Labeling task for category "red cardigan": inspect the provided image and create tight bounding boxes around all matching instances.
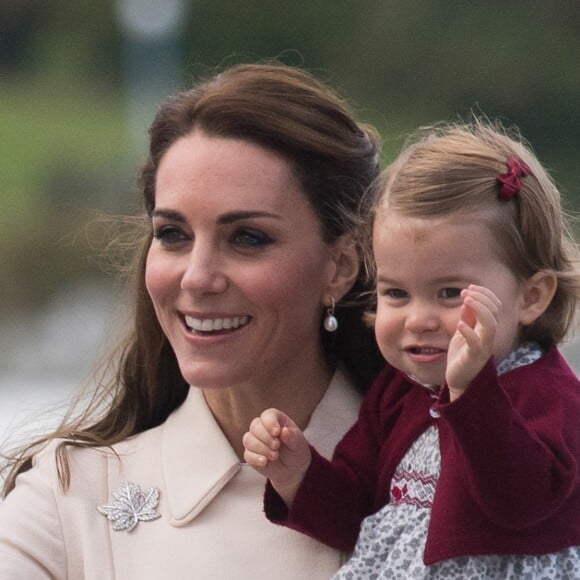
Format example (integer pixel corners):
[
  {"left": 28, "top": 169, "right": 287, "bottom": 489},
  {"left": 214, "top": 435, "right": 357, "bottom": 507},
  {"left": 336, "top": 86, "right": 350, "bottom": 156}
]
[{"left": 265, "top": 347, "right": 580, "bottom": 564}]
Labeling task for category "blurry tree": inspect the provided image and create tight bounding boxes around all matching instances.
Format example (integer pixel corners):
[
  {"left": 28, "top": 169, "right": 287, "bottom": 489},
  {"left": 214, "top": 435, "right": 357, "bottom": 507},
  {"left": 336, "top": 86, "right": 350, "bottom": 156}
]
[
  {"left": 0, "top": 0, "right": 44, "bottom": 70},
  {"left": 0, "top": 0, "right": 125, "bottom": 316},
  {"left": 329, "top": 1, "right": 580, "bottom": 190},
  {"left": 1, "top": 0, "right": 120, "bottom": 84}
]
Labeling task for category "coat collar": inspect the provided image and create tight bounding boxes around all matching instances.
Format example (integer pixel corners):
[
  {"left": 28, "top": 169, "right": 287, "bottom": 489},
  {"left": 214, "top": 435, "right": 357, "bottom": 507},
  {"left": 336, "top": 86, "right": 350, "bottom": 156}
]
[
  {"left": 161, "top": 368, "right": 360, "bottom": 527},
  {"left": 162, "top": 387, "right": 240, "bottom": 526}
]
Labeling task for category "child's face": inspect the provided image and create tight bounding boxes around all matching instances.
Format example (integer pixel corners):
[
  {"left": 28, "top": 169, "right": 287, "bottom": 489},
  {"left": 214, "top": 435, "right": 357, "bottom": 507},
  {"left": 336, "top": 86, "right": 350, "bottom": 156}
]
[{"left": 373, "top": 210, "right": 527, "bottom": 386}]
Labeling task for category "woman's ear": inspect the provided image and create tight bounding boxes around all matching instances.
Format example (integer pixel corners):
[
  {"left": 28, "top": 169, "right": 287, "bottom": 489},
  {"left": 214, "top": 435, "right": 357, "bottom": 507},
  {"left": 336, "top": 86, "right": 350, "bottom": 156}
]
[
  {"left": 519, "top": 270, "right": 558, "bottom": 327},
  {"left": 324, "top": 233, "right": 360, "bottom": 302}
]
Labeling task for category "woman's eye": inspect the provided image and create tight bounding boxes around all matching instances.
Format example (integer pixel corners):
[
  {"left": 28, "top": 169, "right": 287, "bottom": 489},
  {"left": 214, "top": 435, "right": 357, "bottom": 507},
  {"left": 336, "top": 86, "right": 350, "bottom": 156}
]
[
  {"left": 231, "top": 228, "right": 273, "bottom": 248},
  {"left": 153, "top": 226, "right": 189, "bottom": 245},
  {"left": 440, "top": 287, "right": 462, "bottom": 299}
]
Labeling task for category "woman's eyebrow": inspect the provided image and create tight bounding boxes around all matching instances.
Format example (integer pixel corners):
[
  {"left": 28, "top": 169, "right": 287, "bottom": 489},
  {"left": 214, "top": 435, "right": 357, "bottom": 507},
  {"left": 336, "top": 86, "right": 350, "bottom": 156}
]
[
  {"left": 217, "top": 211, "right": 281, "bottom": 224},
  {"left": 150, "top": 209, "right": 185, "bottom": 222},
  {"left": 150, "top": 209, "right": 282, "bottom": 224}
]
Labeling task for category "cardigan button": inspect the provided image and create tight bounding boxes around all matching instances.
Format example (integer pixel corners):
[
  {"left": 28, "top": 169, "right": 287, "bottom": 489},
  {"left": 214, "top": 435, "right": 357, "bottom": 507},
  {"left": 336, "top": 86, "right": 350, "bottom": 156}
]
[{"left": 429, "top": 406, "right": 441, "bottom": 419}]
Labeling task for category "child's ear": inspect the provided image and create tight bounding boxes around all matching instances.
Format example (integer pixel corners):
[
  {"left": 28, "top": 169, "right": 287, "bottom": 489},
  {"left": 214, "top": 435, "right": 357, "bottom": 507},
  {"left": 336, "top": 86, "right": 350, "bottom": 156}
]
[{"left": 519, "top": 270, "right": 558, "bottom": 326}]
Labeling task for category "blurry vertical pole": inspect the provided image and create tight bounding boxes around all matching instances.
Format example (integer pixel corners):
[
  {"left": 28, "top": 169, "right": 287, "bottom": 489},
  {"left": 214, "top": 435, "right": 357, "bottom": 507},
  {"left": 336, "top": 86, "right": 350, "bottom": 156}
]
[{"left": 115, "top": 0, "right": 189, "bottom": 176}]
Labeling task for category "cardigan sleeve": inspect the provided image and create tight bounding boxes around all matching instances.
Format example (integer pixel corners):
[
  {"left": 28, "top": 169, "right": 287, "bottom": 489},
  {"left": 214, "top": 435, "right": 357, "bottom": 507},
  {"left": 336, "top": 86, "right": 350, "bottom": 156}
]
[
  {"left": 0, "top": 444, "right": 67, "bottom": 579},
  {"left": 434, "top": 348, "right": 580, "bottom": 530},
  {"left": 264, "top": 365, "right": 396, "bottom": 551}
]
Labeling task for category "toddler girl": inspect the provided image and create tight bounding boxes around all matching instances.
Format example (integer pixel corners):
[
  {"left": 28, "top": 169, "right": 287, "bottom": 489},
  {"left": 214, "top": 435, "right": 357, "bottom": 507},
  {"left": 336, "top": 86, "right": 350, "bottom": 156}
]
[{"left": 243, "top": 119, "right": 580, "bottom": 578}]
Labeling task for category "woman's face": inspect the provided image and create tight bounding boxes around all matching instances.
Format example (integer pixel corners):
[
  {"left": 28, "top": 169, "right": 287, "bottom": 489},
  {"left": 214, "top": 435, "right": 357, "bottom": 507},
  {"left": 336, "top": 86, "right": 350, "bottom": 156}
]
[{"left": 146, "top": 131, "right": 341, "bottom": 390}]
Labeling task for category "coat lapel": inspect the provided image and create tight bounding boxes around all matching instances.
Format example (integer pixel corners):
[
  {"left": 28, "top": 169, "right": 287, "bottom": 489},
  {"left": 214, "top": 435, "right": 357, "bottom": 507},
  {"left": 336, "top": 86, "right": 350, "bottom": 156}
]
[{"left": 161, "top": 387, "right": 240, "bottom": 526}]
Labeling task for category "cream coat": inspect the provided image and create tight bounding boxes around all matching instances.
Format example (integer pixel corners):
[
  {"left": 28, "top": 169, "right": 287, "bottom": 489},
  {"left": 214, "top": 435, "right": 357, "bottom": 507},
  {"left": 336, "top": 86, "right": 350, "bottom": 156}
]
[{"left": 0, "top": 369, "right": 361, "bottom": 579}]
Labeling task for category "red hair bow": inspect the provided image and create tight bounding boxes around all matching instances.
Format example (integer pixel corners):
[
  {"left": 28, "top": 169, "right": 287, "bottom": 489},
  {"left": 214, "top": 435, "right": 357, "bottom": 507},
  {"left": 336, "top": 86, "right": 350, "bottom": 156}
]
[{"left": 496, "top": 156, "right": 532, "bottom": 200}]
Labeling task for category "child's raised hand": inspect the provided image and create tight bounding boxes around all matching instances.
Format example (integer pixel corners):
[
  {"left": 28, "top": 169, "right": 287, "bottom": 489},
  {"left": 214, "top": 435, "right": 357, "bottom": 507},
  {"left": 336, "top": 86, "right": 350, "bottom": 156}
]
[
  {"left": 446, "top": 284, "right": 500, "bottom": 400},
  {"left": 243, "top": 408, "right": 312, "bottom": 506}
]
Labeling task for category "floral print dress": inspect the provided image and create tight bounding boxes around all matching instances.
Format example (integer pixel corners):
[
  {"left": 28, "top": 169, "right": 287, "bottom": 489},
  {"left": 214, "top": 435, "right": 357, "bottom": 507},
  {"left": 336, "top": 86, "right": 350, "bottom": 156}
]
[{"left": 334, "top": 344, "right": 580, "bottom": 579}]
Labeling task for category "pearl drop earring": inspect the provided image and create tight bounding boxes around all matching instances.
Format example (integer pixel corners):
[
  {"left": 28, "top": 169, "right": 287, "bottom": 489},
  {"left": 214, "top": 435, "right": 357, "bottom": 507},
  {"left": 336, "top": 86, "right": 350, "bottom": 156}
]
[{"left": 324, "top": 297, "right": 338, "bottom": 332}]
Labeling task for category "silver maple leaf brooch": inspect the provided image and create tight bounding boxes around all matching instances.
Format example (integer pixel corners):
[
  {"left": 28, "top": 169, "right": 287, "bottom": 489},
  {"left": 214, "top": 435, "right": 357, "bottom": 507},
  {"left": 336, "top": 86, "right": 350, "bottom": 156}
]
[{"left": 97, "top": 481, "right": 161, "bottom": 532}]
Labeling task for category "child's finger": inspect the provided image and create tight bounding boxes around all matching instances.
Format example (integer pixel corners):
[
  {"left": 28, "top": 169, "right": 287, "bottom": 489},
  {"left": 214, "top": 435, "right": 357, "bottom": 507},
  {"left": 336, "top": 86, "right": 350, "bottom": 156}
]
[
  {"left": 459, "top": 300, "right": 477, "bottom": 328},
  {"left": 462, "top": 295, "right": 498, "bottom": 332},
  {"left": 462, "top": 285, "right": 501, "bottom": 314},
  {"left": 456, "top": 319, "right": 481, "bottom": 349},
  {"left": 469, "top": 283, "right": 501, "bottom": 304},
  {"left": 260, "top": 408, "right": 296, "bottom": 437},
  {"left": 457, "top": 303, "right": 496, "bottom": 356},
  {"left": 243, "top": 446, "right": 274, "bottom": 468},
  {"left": 248, "top": 416, "right": 281, "bottom": 449},
  {"left": 242, "top": 430, "right": 280, "bottom": 460}
]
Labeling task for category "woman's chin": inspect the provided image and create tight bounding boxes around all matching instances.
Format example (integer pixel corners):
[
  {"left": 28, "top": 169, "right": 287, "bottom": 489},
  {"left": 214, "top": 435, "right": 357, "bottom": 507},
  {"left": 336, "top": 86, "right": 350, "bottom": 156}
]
[{"left": 178, "top": 363, "right": 246, "bottom": 390}]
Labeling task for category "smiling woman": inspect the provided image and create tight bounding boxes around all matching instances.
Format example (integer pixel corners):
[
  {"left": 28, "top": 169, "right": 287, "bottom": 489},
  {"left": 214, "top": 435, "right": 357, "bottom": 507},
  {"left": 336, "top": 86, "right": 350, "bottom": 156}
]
[
  {"left": 0, "top": 62, "right": 384, "bottom": 579},
  {"left": 146, "top": 132, "right": 355, "bottom": 437}
]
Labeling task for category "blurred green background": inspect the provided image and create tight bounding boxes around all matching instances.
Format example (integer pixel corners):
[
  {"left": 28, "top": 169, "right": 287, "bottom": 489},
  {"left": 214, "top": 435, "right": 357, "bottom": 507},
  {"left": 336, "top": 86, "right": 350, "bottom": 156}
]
[{"left": 1, "top": 0, "right": 579, "bottom": 383}]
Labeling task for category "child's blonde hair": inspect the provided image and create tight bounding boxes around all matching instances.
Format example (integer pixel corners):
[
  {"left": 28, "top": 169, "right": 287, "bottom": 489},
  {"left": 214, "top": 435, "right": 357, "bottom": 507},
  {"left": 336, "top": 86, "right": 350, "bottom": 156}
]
[{"left": 369, "top": 117, "right": 580, "bottom": 347}]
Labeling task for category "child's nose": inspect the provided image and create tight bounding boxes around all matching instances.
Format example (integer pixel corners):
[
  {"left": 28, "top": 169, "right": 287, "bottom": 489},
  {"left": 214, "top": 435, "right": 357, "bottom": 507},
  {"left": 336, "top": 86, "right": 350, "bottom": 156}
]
[{"left": 404, "top": 303, "right": 440, "bottom": 333}]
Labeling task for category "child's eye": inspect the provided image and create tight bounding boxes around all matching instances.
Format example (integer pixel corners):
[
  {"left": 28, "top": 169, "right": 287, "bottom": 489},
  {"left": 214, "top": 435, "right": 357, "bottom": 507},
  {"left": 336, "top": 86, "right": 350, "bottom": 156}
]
[
  {"left": 383, "top": 288, "right": 409, "bottom": 300},
  {"left": 153, "top": 226, "right": 189, "bottom": 245},
  {"left": 231, "top": 228, "right": 273, "bottom": 248},
  {"left": 440, "top": 287, "right": 462, "bottom": 300}
]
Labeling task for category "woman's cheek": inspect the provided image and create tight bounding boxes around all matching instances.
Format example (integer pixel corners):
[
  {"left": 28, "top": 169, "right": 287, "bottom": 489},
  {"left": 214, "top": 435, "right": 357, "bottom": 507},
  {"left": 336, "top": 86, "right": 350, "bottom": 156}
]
[{"left": 145, "top": 252, "right": 174, "bottom": 304}]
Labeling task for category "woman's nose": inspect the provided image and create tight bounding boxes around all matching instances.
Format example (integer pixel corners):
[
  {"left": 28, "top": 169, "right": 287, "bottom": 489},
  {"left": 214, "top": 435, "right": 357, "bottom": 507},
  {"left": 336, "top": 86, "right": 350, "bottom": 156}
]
[{"left": 180, "top": 243, "right": 228, "bottom": 294}]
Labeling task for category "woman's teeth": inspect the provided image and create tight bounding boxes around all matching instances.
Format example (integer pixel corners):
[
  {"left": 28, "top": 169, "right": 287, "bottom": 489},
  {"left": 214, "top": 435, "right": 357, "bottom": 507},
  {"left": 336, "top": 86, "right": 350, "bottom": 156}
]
[{"left": 185, "top": 315, "right": 249, "bottom": 332}]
